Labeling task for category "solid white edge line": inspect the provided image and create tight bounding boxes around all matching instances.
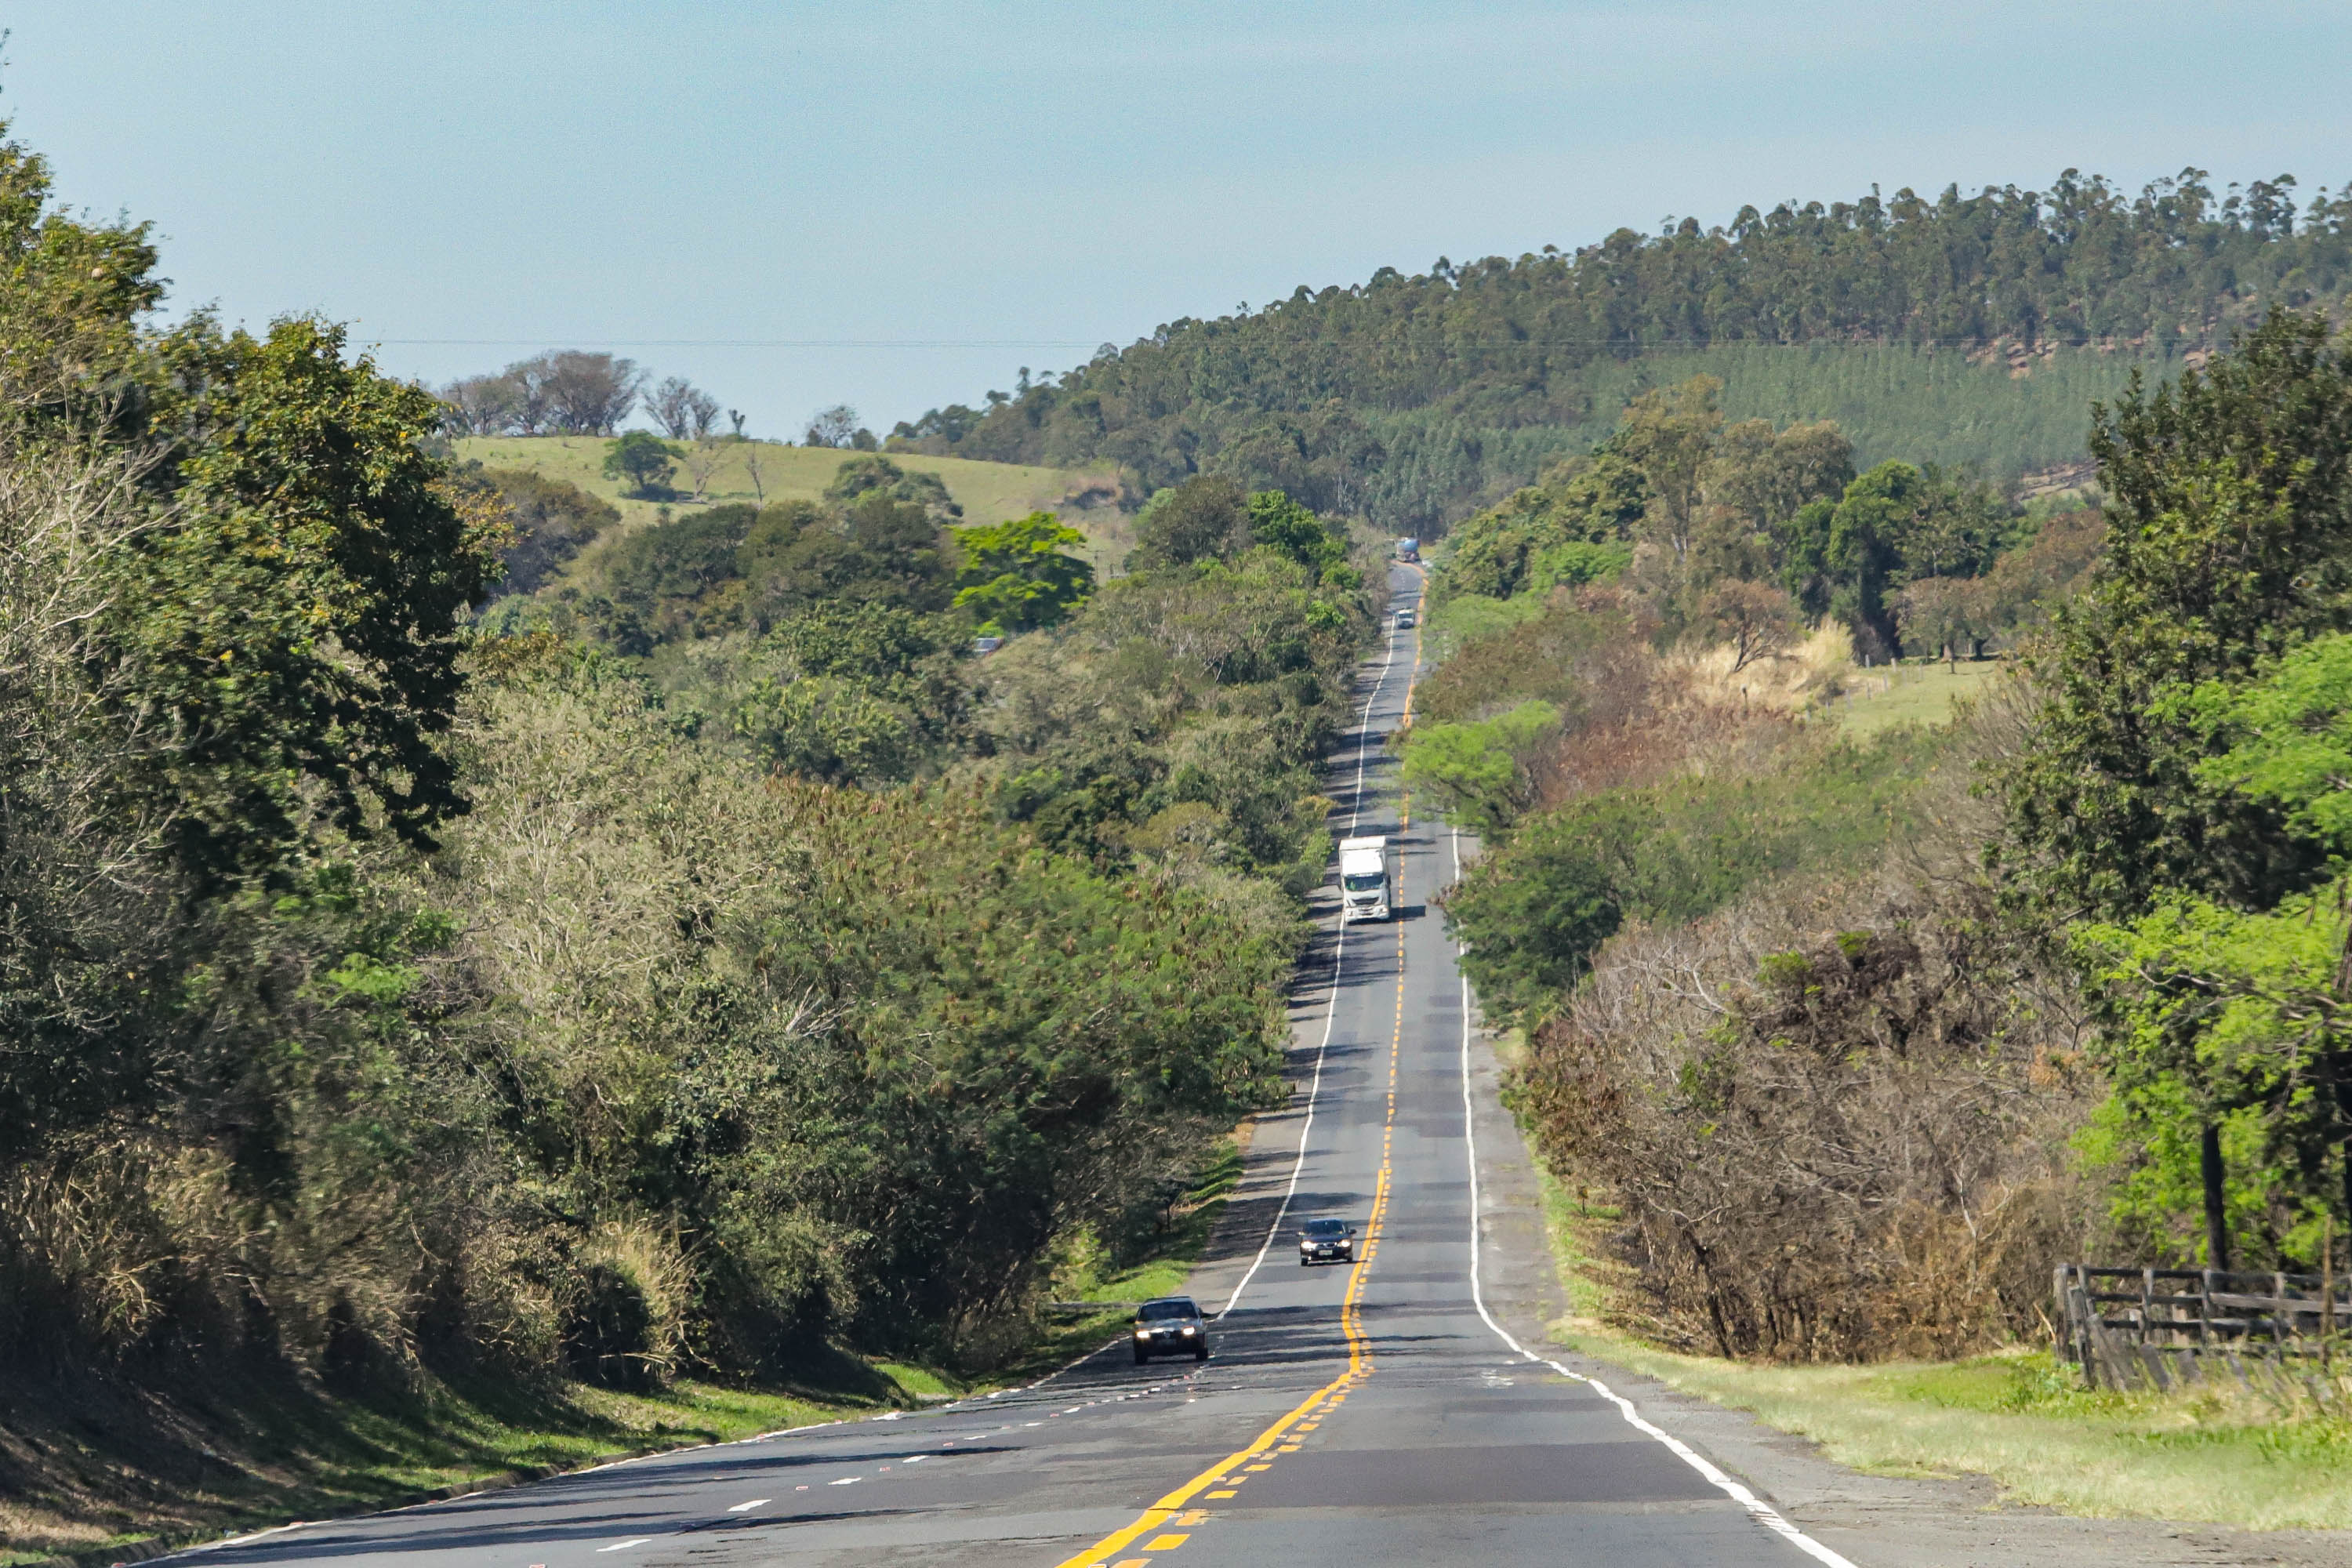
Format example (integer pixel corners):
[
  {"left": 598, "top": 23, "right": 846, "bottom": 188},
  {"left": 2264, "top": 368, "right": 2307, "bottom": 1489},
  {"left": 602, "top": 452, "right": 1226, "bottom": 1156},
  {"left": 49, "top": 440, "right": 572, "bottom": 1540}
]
[
  {"left": 171, "top": 1519, "right": 315, "bottom": 1556},
  {"left": 1449, "top": 824, "right": 1860, "bottom": 1568},
  {"left": 1218, "top": 604, "right": 1405, "bottom": 1320}
]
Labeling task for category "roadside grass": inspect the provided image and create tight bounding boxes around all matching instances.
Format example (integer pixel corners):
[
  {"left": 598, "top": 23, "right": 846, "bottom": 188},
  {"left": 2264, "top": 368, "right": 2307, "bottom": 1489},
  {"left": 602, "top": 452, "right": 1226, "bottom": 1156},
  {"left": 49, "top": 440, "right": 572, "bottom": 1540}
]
[
  {"left": 1014, "top": 1135, "right": 1252, "bottom": 1382},
  {"left": 452, "top": 435, "right": 1128, "bottom": 568},
  {"left": 1832, "top": 658, "right": 2002, "bottom": 737},
  {"left": 0, "top": 1355, "right": 951, "bottom": 1567},
  {"left": 1423, "top": 590, "right": 1546, "bottom": 663},
  {"left": 1524, "top": 1158, "right": 2352, "bottom": 1529},
  {"left": 1, "top": 1138, "right": 1248, "bottom": 1566}
]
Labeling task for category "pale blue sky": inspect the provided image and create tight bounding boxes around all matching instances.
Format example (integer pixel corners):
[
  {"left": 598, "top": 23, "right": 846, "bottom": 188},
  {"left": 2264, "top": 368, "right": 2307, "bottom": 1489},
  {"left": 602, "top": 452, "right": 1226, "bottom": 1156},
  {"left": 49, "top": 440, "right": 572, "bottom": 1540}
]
[{"left": 9, "top": 2, "right": 2349, "bottom": 437}]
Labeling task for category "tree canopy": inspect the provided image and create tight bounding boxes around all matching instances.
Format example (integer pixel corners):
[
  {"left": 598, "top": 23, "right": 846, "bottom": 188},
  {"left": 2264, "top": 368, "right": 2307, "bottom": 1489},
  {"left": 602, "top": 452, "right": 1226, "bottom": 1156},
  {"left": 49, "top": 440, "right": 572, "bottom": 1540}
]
[{"left": 894, "top": 169, "right": 2352, "bottom": 529}]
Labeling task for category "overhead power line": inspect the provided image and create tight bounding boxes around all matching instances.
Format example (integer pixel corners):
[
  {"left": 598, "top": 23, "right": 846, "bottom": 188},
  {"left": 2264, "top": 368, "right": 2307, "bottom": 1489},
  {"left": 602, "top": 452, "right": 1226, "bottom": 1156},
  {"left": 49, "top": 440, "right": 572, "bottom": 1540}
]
[
  {"left": 371, "top": 338, "right": 1108, "bottom": 350},
  {"left": 368, "top": 334, "right": 2199, "bottom": 350}
]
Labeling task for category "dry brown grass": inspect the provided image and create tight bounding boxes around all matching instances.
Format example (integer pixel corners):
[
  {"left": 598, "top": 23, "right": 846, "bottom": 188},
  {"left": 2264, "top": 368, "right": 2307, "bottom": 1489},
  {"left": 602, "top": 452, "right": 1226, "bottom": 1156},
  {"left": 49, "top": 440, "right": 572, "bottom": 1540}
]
[
  {"left": 1516, "top": 842, "right": 2102, "bottom": 1362},
  {"left": 1661, "top": 616, "right": 1856, "bottom": 714}
]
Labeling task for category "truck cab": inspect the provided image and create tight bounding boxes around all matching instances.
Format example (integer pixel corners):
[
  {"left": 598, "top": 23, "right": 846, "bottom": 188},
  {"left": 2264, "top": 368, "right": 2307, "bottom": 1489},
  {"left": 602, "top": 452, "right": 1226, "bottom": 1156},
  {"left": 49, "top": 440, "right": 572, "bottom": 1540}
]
[{"left": 1338, "top": 836, "right": 1394, "bottom": 923}]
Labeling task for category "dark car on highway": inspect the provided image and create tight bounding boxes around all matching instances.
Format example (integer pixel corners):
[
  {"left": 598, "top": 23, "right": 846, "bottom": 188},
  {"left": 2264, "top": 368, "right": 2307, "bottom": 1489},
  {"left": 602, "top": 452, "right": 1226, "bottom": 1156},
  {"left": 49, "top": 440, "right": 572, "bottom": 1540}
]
[
  {"left": 1298, "top": 1217, "right": 1357, "bottom": 1265},
  {"left": 1131, "top": 1296, "right": 1210, "bottom": 1363}
]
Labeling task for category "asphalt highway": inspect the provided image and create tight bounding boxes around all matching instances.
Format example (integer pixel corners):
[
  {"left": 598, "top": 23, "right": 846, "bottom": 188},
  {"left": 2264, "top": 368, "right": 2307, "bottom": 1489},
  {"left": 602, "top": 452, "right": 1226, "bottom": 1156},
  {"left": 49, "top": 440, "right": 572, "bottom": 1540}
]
[{"left": 169, "top": 564, "right": 1844, "bottom": 1568}]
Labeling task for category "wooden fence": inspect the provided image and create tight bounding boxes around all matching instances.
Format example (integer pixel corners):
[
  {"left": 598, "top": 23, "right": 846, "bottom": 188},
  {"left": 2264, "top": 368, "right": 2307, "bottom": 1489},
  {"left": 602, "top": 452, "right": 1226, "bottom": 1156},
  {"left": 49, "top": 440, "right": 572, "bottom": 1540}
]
[{"left": 2055, "top": 1263, "right": 2350, "bottom": 1391}]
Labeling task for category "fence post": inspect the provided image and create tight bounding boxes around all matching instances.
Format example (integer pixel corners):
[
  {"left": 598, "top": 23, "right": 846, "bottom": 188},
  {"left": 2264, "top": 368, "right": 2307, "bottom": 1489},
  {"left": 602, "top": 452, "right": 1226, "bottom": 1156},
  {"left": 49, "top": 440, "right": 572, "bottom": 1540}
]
[
  {"left": 2052, "top": 1265, "right": 2069, "bottom": 1361},
  {"left": 2140, "top": 1266, "right": 2154, "bottom": 1345}
]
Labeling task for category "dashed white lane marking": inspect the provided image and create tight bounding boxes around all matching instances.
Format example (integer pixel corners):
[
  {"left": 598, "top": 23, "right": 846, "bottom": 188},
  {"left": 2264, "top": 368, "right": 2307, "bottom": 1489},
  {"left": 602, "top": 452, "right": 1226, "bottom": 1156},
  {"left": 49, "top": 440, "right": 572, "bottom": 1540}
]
[
  {"left": 1219, "top": 609, "right": 1409, "bottom": 1321},
  {"left": 726, "top": 1498, "right": 771, "bottom": 1512},
  {"left": 904, "top": 1454, "right": 929, "bottom": 1463},
  {"left": 829, "top": 1475, "right": 861, "bottom": 1485},
  {"left": 1449, "top": 826, "right": 1860, "bottom": 1568},
  {"left": 596, "top": 1539, "right": 652, "bottom": 1553}
]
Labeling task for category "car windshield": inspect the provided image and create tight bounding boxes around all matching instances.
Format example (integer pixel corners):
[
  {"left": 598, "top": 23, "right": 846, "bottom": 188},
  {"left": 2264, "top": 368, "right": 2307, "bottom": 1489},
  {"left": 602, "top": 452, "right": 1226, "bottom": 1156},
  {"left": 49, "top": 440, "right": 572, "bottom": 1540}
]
[
  {"left": 1303, "top": 1219, "right": 1348, "bottom": 1236},
  {"left": 1342, "top": 873, "right": 1385, "bottom": 892},
  {"left": 1138, "top": 1299, "right": 1197, "bottom": 1321}
]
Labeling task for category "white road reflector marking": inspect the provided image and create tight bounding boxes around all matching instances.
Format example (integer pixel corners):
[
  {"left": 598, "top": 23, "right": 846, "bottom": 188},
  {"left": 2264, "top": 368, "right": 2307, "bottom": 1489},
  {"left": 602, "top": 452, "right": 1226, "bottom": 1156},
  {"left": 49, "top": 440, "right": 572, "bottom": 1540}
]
[
  {"left": 727, "top": 1498, "right": 770, "bottom": 1512},
  {"left": 596, "top": 1540, "right": 652, "bottom": 1553},
  {"left": 1451, "top": 822, "right": 1859, "bottom": 1568}
]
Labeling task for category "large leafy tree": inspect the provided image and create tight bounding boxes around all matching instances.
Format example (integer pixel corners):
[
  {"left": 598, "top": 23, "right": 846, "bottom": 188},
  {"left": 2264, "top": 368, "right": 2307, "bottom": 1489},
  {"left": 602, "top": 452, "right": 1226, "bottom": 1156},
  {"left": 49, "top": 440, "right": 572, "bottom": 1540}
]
[
  {"left": 603, "top": 429, "right": 681, "bottom": 495},
  {"left": 1997, "top": 311, "right": 2352, "bottom": 1269},
  {"left": 952, "top": 510, "right": 1094, "bottom": 631},
  {"left": 2078, "top": 635, "right": 2352, "bottom": 1266},
  {"left": 1128, "top": 475, "right": 1249, "bottom": 569},
  {"left": 127, "top": 318, "right": 503, "bottom": 880},
  {"left": 1998, "top": 310, "right": 2352, "bottom": 920}
]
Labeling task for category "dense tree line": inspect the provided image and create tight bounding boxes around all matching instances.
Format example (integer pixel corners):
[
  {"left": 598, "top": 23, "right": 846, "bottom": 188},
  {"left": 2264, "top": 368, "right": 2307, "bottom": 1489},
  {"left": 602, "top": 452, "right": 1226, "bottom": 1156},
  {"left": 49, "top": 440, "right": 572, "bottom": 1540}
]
[
  {"left": 895, "top": 169, "right": 2352, "bottom": 529},
  {"left": 1427, "top": 310, "right": 2352, "bottom": 1358},
  {"left": 1392, "top": 373, "right": 2096, "bottom": 841},
  {"left": 0, "top": 122, "right": 1372, "bottom": 1396}
]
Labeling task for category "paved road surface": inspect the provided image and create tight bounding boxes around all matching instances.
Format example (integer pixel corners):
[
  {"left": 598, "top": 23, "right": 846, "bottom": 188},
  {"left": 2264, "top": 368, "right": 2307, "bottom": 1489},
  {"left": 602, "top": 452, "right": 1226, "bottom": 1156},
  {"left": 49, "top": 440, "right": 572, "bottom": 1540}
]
[{"left": 171, "top": 564, "right": 1837, "bottom": 1568}]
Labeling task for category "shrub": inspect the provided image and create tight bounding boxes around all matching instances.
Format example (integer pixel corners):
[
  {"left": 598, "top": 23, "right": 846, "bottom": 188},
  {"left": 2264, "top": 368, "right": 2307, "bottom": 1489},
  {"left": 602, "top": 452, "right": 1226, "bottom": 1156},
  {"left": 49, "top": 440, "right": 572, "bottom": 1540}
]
[
  {"left": 1448, "top": 727, "right": 1940, "bottom": 1017},
  {"left": 561, "top": 1223, "right": 688, "bottom": 1389},
  {"left": 1515, "top": 876, "right": 2101, "bottom": 1359}
]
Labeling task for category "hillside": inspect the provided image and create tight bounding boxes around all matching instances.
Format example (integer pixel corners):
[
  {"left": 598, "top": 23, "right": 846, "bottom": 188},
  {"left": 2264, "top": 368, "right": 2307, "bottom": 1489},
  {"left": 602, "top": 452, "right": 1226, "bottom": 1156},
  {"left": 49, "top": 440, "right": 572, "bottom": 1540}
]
[
  {"left": 896, "top": 169, "right": 2350, "bottom": 530},
  {"left": 454, "top": 436, "right": 1133, "bottom": 568}
]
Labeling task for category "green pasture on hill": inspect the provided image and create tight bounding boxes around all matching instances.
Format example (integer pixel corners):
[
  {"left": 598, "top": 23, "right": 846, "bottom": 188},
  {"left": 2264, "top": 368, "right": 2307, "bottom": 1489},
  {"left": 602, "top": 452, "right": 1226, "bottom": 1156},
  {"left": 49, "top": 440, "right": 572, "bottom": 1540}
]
[
  {"left": 1833, "top": 659, "right": 2005, "bottom": 736},
  {"left": 455, "top": 436, "right": 1131, "bottom": 566}
]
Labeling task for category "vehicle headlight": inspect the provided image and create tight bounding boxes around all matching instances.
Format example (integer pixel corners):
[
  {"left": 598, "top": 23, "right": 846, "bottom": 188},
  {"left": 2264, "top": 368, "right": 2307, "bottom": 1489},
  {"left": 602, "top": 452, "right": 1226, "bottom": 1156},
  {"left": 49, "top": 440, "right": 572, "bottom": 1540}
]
[
  {"left": 1134, "top": 1328, "right": 1149, "bottom": 1339},
  {"left": 1180, "top": 1325, "right": 1196, "bottom": 1335}
]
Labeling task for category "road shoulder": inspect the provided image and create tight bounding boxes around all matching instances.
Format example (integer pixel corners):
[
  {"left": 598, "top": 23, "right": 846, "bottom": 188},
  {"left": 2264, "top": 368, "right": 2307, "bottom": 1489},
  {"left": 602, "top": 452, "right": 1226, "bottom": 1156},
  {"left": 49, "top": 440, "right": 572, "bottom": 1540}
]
[{"left": 1463, "top": 1016, "right": 2352, "bottom": 1568}]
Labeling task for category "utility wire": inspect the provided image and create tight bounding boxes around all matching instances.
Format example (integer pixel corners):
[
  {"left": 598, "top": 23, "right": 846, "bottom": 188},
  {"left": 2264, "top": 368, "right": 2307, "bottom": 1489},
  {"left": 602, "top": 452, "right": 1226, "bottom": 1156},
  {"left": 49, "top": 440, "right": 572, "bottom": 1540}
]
[{"left": 368, "top": 334, "right": 2196, "bottom": 350}]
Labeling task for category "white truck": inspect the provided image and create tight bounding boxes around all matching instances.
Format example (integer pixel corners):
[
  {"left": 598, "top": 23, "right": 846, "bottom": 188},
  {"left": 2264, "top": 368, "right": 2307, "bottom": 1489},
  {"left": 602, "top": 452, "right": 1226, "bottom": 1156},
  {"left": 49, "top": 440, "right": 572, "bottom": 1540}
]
[{"left": 1338, "top": 836, "right": 1396, "bottom": 923}]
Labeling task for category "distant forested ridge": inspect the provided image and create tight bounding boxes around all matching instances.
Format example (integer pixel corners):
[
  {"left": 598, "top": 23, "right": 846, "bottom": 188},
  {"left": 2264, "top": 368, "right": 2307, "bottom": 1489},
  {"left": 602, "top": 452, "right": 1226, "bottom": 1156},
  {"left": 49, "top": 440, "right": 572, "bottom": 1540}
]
[{"left": 898, "top": 170, "right": 2352, "bottom": 529}]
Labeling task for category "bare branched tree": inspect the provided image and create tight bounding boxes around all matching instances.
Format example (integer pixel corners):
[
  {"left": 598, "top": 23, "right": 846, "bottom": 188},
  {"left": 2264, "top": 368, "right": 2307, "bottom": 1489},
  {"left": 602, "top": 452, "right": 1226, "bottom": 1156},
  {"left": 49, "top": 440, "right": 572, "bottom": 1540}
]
[
  {"left": 648, "top": 376, "right": 721, "bottom": 441},
  {"left": 804, "top": 404, "right": 861, "bottom": 448},
  {"left": 438, "top": 373, "right": 524, "bottom": 436},
  {"left": 682, "top": 441, "right": 722, "bottom": 501},
  {"left": 1696, "top": 579, "right": 1797, "bottom": 672},
  {"left": 524, "top": 352, "right": 644, "bottom": 435}
]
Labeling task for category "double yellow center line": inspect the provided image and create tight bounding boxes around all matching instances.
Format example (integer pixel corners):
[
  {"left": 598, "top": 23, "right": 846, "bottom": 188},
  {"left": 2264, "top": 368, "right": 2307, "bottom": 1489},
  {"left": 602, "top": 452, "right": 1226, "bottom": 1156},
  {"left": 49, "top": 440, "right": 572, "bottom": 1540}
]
[{"left": 1057, "top": 862, "right": 1410, "bottom": 1568}]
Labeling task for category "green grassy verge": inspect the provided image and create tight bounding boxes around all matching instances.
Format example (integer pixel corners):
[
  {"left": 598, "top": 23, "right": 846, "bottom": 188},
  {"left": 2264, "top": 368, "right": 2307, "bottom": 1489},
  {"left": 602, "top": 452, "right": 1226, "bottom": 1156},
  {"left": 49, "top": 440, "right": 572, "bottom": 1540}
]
[
  {"left": 1525, "top": 1158, "right": 2352, "bottom": 1529},
  {"left": 0, "top": 1356, "right": 951, "bottom": 1567},
  {"left": 1006, "top": 1135, "right": 1251, "bottom": 1382},
  {"left": 1, "top": 1137, "right": 1250, "bottom": 1567},
  {"left": 1421, "top": 590, "right": 1547, "bottom": 664}
]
